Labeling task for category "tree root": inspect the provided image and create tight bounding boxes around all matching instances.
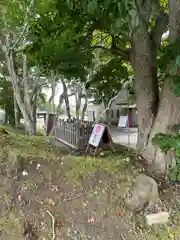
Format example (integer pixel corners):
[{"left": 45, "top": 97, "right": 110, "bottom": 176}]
[
  {"left": 63, "top": 188, "right": 88, "bottom": 202},
  {"left": 120, "top": 233, "right": 126, "bottom": 240},
  {"left": 47, "top": 210, "right": 56, "bottom": 240}
]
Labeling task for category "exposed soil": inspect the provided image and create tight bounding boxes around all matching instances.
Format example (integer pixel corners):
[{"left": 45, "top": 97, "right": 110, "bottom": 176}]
[{"left": 0, "top": 126, "right": 180, "bottom": 239}]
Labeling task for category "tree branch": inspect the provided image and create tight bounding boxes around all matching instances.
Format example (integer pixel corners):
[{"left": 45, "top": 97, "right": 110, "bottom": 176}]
[
  {"left": 96, "top": 90, "right": 124, "bottom": 123},
  {"left": 83, "top": 45, "right": 129, "bottom": 60},
  {"left": 150, "top": 2, "right": 169, "bottom": 46},
  {"left": 151, "top": 13, "right": 168, "bottom": 46},
  {"left": 10, "top": 0, "right": 37, "bottom": 52}
]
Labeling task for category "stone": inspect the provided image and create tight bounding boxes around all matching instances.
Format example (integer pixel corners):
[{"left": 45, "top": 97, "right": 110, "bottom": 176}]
[
  {"left": 125, "top": 174, "right": 159, "bottom": 213},
  {"left": 146, "top": 212, "right": 169, "bottom": 226}
]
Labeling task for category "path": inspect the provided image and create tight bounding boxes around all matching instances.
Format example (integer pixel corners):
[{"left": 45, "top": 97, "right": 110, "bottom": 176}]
[{"left": 110, "top": 127, "right": 137, "bottom": 149}]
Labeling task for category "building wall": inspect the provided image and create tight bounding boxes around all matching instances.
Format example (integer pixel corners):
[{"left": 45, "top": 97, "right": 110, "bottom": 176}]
[{"left": 87, "top": 103, "right": 138, "bottom": 126}]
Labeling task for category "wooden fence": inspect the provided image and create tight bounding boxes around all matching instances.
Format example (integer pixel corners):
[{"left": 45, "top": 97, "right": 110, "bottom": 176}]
[{"left": 55, "top": 119, "right": 93, "bottom": 149}]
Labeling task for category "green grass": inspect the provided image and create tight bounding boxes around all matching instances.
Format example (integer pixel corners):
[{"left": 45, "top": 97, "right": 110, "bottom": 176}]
[{"left": 67, "top": 155, "right": 129, "bottom": 180}]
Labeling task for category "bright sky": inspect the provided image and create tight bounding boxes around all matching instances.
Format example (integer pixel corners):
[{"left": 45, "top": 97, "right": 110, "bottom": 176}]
[{"left": 44, "top": 83, "right": 76, "bottom": 106}]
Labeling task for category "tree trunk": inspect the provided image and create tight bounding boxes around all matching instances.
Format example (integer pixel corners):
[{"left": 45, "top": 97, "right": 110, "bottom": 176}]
[
  {"left": 131, "top": 26, "right": 159, "bottom": 153},
  {"left": 133, "top": 0, "right": 180, "bottom": 175},
  {"left": 22, "top": 54, "right": 36, "bottom": 135},
  {"left": 46, "top": 74, "right": 56, "bottom": 129},
  {"left": 103, "top": 101, "right": 112, "bottom": 126},
  {"left": 105, "top": 109, "right": 111, "bottom": 126},
  {"left": 32, "top": 99, "right": 37, "bottom": 135},
  {"left": 4, "top": 110, "right": 8, "bottom": 124},
  {"left": 61, "top": 79, "right": 71, "bottom": 120},
  {"left": 14, "top": 94, "right": 20, "bottom": 128},
  {"left": 81, "top": 95, "right": 88, "bottom": 121},
  {"left": 5, "top": 52, "right": 35, "bottom": 135},
  {"left": 2, "top": 5, "right": 38, "bottom": 135},
  {"left": 75, "top": 86, "right": 82, "bottom": 120},
  {"left": 56, "top": 93, "right": 64, "bottom": 115},
  {"left": 141, "top": 79, "right": 180, "bottom": 174}
]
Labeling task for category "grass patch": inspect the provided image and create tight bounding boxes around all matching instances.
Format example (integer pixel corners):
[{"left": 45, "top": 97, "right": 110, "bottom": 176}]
[
  {"left": 67, "top": 152, "right": 132, "bottom": 181},
  {"left": 0, "top": 124, "right": 60, "bottom": 163}
]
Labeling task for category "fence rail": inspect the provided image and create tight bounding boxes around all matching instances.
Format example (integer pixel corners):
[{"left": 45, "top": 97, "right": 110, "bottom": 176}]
[{"left": 55, "top": 119, "right": 93, "bottom": 149}]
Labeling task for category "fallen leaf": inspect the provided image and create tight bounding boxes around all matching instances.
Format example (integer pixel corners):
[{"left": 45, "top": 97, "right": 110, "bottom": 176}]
[
  {"left": 22, "top": 170, "right": 28, "bottom": 176},
  {"left": 18, "top": 195, "right": 22, "bottom": 201},
  {"left": 48, "top": 198, "right": 56, "bottom": 206},
  {"left": 87, "top": 217, "right": 95, "bottom": 223},
  {"left": 115, "top": 211, "right": 121, "bottom": 217},
  {"left": 36, "top": 164, "right": 41, "bottom": 170},
  {"left": 56, "top": 220, "right": 65, "bottom": 228},
  {"left": 83, "top": 200, "right": 88, "bottom": 207},
  {"left": 51, "top": 185, "right": 59, "bottom": 192}
]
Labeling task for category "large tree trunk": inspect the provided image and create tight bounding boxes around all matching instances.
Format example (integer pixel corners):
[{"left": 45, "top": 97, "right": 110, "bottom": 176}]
[
  {"left": 2, "top": 5, "right": 37, "bottom": 135},
  {"left": 2, "top": 33, "right": 35, "bottom": 135},
  {"left": 133, "top": 0, "right": 180, "bottom": 175},
  {"left": 142, "top": 79, "right": 180, "bottom": 174},
  {"left": 22, "top": 54, "right": 36, "bottom": 135},
  {"left": 132, "top": 29, "right": 159, "bottom": 152},
  {"left": 5, "top": 52, "right": 35, "bottom": 135}
]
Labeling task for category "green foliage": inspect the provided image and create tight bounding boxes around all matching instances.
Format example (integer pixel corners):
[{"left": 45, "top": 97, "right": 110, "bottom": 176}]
[
  {"left": 152, "top": 133, "right": 179, "bottom": 153},
  {"left": 152, "top": 133, "right": 180, "bottom": 181},
  {"left": 168, "top": 161, "right": 180, "bottom": 182},
  {"left": 0, "top": 77, "right": 15, "bottom": 124},
  {"left": 157, "top": 36, "right": 180, "bottom": 96},
  {"left": 25, "top": 0, "right": 93, "bottom": 80}
]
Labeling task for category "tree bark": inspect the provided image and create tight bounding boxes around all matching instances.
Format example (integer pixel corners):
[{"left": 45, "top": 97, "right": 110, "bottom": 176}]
[
  {"left": 133, "top": 0, "right": 180, "bottom": 175},
  {"left": 56, "top": 93, "right": 64, "bottom": 115},
  {"left": 22, "top": 54, "right": 36, "bottom": 135},
  {"left": 61, "top": 79, "right": 71, "bottom": 120},
  {"left": 5, "top": 51, "right": 35, "bottom": 135},
  {"left": 75, "top": 85, "right": 82, "bottom": 120},
  {"left": 46, "top": 74, "right": 56, "bottom": 130},
  {"left": 81, "top": 94, "right": 88, "bottom": 121},
  {"left": 130, "top": 0, "right": 167, "bottom": 151},
  {"left": 141, "top": 79, "right": 180, "bottom": 174},
  {"left": 2, "top": 4, "right": 37, "bottom": 135},
  {"left": 31, "top": 93, "right": 37, "bottom": 135},
  {"left": 103, "top": 101, "right": 112, "bottom": 126},
  {"left": 14, "top": 94, "right": 20, "bottom": 128},
  {"left": 132, "top": 28, "right": 159, "bottom": 152},
  {"left": 4, "top": 111, "right": 8, "bottom": 124}
]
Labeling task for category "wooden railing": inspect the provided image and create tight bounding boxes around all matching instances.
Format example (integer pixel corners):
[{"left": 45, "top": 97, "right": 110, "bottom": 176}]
[{"left": 55, "top": 119, "right": 93, "bottom": 149}]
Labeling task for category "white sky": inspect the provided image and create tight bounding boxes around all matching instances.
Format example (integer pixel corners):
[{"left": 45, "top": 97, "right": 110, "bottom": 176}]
[{"left": 44, "top": 83, "right": 76, "bottom": 106}]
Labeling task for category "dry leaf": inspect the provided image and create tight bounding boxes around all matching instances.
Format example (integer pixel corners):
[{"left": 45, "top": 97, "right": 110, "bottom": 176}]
[
  {"left": 56, "top": 220, "right": 65, "bottom": 228},
  {"left": 87, "top": 217, "right": 95, "bottom": 223},
  {"left": 51, "top": 185, "right": 59, "bottom": 192},
  {"left": 22, "top": 170, "right": 28, "bottom": 176},
  {"left": 48, "top": 198, "right": 56, "bottom": 206}
]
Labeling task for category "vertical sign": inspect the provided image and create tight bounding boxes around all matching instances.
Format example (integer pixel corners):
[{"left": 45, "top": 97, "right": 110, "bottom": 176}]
[
  {"left": 88, "top": 124, "right": 105, "bottom": 147},
  {"left": 118, "top": 116, "right": 128, "bottom": 128}
]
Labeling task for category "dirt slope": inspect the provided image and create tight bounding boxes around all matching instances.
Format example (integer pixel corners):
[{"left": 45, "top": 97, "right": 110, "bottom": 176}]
[{"left": 0, "top": 126, "right": 179, "bottom": 239}]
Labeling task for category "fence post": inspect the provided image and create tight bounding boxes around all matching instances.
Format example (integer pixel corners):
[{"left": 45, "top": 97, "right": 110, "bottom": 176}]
[{"left": 76, "top": 120, "right": 80, "bottom": 149}]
